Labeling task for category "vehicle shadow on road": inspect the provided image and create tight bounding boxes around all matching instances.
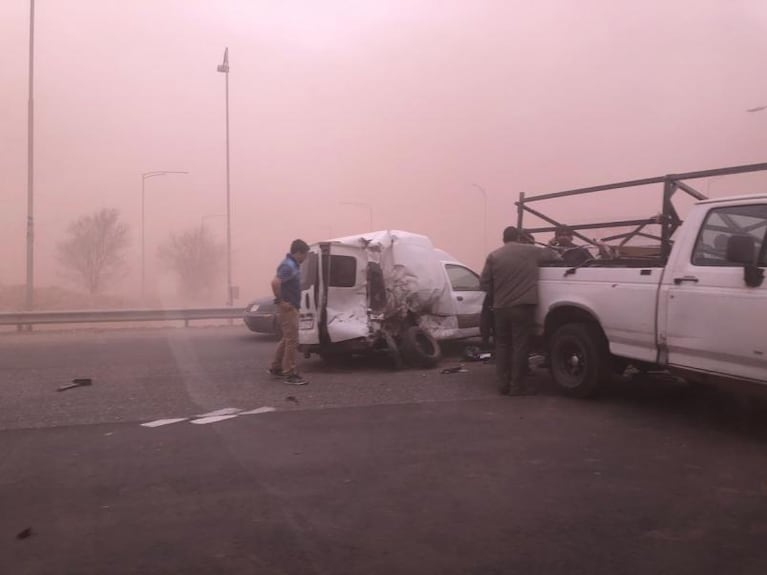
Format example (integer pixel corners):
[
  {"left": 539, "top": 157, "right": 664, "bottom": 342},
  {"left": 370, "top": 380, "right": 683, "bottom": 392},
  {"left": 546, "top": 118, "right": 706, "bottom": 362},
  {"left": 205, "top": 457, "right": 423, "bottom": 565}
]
[{"left": 595, "top": 373, "right": 767, "bottom": 442}]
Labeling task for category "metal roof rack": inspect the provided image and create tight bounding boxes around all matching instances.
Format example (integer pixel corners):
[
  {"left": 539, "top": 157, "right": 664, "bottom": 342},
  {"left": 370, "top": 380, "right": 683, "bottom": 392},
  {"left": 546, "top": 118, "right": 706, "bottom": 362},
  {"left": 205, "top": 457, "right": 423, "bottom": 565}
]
[{"left": 515, "top": 162, "right": 767, "bottom": 261}]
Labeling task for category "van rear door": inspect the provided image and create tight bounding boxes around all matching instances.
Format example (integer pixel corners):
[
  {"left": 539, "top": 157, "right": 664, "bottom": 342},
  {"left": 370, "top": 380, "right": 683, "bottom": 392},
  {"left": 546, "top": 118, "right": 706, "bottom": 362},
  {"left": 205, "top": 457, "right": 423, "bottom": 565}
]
[
  {"left": 323, "top": 243, "right": 369, "bottom": 342},
  {"left": 298, "top": 248, "right": 321, "bottom": 345}
]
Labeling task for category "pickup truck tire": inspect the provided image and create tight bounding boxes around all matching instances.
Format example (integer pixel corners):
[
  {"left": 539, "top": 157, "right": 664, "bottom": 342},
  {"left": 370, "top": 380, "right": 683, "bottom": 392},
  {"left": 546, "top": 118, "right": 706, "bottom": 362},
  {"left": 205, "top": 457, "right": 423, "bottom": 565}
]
[
  {"left": 549, "top": 323, "right": 608, "bottom": 398},
  {"left": 401, "top": 326, "right": 442, "bottom": 368}
]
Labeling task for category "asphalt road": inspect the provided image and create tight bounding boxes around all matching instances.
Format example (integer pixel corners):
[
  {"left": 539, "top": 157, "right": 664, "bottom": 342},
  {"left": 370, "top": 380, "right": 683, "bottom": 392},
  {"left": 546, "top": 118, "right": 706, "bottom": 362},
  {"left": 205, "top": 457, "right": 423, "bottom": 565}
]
[{"left": 2, "top": 326, "right": 767, "bottom": 574}]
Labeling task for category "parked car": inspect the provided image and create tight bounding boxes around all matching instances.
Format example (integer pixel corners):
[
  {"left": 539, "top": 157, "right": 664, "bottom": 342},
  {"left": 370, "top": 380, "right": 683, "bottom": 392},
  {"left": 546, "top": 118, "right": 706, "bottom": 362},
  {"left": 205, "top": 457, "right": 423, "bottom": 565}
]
[{"left": 243, "top": 296, "right": 282, "bottom": 338}]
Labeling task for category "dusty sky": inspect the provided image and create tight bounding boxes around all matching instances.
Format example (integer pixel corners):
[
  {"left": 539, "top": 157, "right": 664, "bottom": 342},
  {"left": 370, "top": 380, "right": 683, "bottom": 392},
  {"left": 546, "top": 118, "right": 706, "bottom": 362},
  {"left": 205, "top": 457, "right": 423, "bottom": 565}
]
[{"left": 2, "top": 0, "right": 767, "bottom": 305}]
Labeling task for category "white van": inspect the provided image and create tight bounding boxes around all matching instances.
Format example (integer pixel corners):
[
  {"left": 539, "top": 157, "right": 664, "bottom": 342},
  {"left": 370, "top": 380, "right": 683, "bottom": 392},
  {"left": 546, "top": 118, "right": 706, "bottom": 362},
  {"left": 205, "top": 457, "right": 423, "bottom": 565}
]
[{"left": 298, "top": 230, "right": 485, "bottom": 367}]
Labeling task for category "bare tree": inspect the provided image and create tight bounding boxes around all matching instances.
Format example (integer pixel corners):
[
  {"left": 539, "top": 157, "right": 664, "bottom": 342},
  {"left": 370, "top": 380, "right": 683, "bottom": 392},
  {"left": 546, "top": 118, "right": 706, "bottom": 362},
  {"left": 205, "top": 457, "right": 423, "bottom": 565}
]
[
  {"left": 57, "top": 208, "right": 130, "bottom": 295},
  {"left": 158, "top": 226, "right": 225, "bottom": 299}
]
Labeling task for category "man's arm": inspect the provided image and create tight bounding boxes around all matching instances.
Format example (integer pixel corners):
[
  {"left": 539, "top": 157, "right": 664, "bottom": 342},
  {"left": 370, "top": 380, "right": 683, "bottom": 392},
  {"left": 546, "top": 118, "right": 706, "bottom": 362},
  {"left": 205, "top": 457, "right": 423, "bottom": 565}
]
[
  {"left": 479, "top": 255, "right": 493, "bottom": 292},
  {"left": 538, "top": 246, "right": 562, "bottom": 263},
  {"left": 271, "top": 276, "right": 282, "bottom": 300}
]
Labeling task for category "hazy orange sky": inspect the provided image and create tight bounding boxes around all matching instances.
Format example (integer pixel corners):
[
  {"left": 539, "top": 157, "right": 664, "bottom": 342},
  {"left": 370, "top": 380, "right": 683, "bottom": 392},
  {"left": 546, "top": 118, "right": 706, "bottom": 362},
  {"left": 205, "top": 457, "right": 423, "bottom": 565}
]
[{"left": 2, "top": 0, "right": 766, "bottom": 305}]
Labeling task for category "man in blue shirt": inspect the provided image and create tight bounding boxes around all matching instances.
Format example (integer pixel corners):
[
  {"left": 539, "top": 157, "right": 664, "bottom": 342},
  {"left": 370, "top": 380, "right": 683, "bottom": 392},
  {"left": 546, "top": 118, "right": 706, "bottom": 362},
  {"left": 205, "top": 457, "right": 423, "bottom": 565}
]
[{"left": 268, "top": 239, "right": 310, "bottom": 385}]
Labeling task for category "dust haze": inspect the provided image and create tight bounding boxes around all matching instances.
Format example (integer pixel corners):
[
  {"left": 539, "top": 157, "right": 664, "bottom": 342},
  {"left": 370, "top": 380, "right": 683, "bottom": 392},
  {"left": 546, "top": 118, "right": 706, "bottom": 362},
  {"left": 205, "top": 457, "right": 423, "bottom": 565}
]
[{"left": 2, "top": 0, "right": 766, "bottom": 309}]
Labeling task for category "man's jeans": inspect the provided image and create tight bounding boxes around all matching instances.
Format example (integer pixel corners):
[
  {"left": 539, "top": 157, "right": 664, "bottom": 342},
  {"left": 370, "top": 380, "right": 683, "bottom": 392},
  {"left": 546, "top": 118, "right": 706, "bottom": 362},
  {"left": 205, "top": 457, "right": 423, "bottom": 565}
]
[
  {"left": 494, "top": 304, "right": 536, "bottom": 393},
  {"left": 271, "top": 302, "right": 299, "bottom": 375}
]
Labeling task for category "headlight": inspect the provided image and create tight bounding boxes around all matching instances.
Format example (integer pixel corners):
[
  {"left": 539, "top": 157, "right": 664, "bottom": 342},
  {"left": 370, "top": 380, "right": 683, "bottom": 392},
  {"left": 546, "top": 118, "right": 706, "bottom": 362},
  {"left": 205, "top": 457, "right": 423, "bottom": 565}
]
[{"left": 249, "top": 304, "right": 260, "bottom": 312}]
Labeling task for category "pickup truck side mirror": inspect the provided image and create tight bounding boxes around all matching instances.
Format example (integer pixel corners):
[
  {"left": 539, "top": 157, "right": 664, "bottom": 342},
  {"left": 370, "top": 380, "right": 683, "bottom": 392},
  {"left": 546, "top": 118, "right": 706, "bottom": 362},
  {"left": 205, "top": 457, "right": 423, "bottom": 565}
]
[
  {"left": 726, "top": 234, "right": 764, "bottom": 287},
  {"left": 725, "top": 234, "right": 755, "bottom": 264}
]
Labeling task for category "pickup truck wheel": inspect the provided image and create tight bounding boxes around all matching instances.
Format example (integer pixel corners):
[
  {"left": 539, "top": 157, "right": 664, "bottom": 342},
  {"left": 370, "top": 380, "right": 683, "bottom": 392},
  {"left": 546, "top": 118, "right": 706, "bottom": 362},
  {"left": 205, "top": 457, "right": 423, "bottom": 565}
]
[
  {"left": 401, "top": 326, "right": 442, "bottom": 368},
  {"left": 549, "top": 323, "right": 608, "bottom": 398}
]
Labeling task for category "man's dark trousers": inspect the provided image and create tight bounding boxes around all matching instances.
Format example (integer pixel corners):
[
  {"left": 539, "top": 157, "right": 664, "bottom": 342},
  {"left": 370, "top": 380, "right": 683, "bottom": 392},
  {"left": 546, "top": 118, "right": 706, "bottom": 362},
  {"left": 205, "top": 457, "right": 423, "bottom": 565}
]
[{"left": 494, "top": 304, "right": 536, "bottom": 393}]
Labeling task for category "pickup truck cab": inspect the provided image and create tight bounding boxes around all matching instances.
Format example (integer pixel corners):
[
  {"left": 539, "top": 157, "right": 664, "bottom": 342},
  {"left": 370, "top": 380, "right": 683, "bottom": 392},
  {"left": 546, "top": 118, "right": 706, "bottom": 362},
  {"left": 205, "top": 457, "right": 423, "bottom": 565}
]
[{"left": 518, "top": 164, "right": 767, "bottom": 396}]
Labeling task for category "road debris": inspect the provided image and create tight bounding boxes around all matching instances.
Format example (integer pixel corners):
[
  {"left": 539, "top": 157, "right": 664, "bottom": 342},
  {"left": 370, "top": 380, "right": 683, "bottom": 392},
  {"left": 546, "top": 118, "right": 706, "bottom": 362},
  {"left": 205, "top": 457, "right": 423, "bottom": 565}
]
[
  {"left": 57, "top": 378, "right": 93, "bottom": 392},
  {"left": 286, "top": 396, "right": 299, "bottom": 404},
  {"left": 462, "top": 346, "right": 492, "bottom": 362},
  {"left": 16, "top": 527, "right": 32, "bottom": 540},
  {"left": 440, "top": 365, "right": 469, "bottom": 374}
]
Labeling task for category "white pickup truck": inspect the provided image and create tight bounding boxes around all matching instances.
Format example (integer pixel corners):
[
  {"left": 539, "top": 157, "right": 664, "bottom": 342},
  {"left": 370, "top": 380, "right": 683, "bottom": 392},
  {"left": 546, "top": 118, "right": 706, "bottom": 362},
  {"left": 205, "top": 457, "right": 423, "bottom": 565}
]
[{"left": 519, "top": 163, "right": 767, "bottom": 396}]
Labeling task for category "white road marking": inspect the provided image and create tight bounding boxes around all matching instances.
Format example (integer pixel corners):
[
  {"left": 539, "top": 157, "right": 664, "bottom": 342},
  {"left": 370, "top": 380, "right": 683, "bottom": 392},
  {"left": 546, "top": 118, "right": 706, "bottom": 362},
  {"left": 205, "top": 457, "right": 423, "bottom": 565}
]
[
  {"left": 195, "top": 407, "right": 243, "bottom": 418},
  {"left": 141, "top": 418, "right": 188, "bottom": 428},
  {"left": 239, "top": 407, "right": 277, "bottom": 415},
  {"left": 191, "top": 414, "right": 240, "bottom": 425}
]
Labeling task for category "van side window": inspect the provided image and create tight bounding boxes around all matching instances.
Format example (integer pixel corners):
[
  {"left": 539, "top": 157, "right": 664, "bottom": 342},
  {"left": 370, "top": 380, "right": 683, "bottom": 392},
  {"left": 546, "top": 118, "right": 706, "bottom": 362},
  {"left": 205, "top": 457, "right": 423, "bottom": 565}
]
[
  {"left": 691, "top": 204, "right": 767, "bottom": 267},
  {"left": 329, "top": 255, "right": 357, "bottom": 287},
  {"left": 445, "top": 264, "right": 481, "bottom": 291}
]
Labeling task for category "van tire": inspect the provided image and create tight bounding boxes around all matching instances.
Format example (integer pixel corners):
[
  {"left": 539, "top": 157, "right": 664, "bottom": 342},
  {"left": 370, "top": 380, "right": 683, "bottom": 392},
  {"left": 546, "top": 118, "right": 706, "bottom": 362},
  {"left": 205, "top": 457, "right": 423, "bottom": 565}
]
[
  {"left": 400, "top": 326, "right": 442, "bottom": 368},
  {"left": 549, "top": 323, "right": 608, "bottom": 398}
]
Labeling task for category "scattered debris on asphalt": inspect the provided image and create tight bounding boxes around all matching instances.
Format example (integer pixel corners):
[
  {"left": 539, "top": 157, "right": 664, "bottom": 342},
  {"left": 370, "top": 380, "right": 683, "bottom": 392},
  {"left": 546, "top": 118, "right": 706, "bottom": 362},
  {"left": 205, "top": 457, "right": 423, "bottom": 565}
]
[
  {"left": 440, "top": 365, "right": 469, "bottom": 374},
  {"left": 57, "top": 378, "right": 93, "bottom": 392},
  {"left": 462, "top": 346, "right": 492, "bottom": 362},
  {"left": 16, "top": 527, "right": 32, "bottom": 540}
]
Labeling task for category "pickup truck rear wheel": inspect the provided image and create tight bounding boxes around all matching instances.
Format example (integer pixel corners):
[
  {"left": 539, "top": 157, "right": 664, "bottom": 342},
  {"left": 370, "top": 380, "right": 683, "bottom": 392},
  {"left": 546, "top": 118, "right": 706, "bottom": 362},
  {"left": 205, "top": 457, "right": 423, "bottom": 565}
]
[{"left": 549, "top": 323, "right": 608, "bottom": 398}]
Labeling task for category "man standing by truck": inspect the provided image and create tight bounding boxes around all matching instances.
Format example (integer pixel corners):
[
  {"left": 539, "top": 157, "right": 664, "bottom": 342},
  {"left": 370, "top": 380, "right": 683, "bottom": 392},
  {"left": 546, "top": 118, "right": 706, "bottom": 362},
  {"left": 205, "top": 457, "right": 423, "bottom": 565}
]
[
  {"left": 269, "top": 239, "right": 310, "bottom": 385},
  {"left": 480, "top": 227, "right": 557, "bottom": 395}
]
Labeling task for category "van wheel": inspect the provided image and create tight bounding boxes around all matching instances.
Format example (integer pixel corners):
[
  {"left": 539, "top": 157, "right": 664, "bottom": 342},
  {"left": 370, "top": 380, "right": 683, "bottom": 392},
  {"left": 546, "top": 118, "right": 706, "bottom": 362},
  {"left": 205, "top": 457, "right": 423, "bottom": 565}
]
[
  {"left": 549, "top": 323, "right": 607, "bottom": 398},
  {"left": 400, "top": 326, "right": 442, "bottom": 368},
  {"left": 383, "top": 332, "right": 404, "bottom": 370}
]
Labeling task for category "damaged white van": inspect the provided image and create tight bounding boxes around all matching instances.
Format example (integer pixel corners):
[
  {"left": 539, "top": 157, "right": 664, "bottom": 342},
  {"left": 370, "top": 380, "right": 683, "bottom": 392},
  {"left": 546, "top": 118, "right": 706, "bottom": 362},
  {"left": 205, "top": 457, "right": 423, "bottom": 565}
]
[{"left": 298, "top": 230, "right": 484, "bottom": 368}]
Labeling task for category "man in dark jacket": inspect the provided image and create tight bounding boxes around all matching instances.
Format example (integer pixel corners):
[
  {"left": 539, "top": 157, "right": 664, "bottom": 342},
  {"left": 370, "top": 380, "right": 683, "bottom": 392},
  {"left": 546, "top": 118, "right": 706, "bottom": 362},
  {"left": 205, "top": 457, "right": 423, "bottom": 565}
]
[{"left": 480, "top": 227, "right": 558, "bottom": 395}]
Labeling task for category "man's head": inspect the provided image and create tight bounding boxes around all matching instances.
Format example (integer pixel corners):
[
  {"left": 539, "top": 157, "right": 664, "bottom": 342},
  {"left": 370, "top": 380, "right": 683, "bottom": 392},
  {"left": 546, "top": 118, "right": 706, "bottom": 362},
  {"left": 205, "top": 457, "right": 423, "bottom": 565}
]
[
  {"left": 554, "top": 226, "right": 575, "bottom": 247},
  {"left": 502, "top": 226, "right": 520, "bottom": 243},
  {"left": 290, "top": 239, "right": 310, "bottom": 263}
]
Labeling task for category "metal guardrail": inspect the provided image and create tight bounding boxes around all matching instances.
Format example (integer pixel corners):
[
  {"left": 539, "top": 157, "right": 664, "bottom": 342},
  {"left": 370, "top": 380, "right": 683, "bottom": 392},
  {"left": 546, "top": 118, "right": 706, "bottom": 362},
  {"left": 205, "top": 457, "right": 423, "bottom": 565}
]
[{"left": 0, "top": 307, "right": 245, "bottom": 329}]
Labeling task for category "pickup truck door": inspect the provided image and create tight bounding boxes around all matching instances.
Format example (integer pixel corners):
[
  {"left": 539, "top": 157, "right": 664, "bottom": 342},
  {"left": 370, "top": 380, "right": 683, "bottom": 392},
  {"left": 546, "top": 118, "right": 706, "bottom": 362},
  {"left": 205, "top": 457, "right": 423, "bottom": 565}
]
[
  {"left": 660, "top": 203, "right": 767, "bottom": 382},
  {"left": 443, "top": 263, "right": 484, "bottom": 338}
]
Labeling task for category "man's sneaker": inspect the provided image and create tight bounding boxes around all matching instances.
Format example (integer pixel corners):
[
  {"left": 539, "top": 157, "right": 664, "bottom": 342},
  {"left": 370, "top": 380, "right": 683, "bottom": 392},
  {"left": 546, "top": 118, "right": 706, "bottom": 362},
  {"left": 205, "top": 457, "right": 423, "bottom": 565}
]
[
  {"left": 284, "top": 373, "right": 308, "bottom": 385},
  {"left": 267, "top": 368, "right": 284, "bottom": 377}
]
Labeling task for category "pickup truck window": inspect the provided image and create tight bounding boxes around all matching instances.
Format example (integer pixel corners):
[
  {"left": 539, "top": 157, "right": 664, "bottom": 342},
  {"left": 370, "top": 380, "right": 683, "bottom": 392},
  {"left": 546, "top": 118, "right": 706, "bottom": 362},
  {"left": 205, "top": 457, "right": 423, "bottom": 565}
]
[
  {"left": 691, "top": 204, "right": 767, "bottom": 267},
  {"left": 445, "top": 264, "right": 481, "bottom": 291}
]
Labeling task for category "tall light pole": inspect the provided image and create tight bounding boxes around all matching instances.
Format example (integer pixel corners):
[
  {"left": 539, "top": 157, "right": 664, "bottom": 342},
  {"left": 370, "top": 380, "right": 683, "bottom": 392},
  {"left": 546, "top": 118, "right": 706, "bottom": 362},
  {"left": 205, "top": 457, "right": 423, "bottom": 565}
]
[
  {"left": 141, "top": 171, "right": 187, "bottom": 301},
  {"left": 217, "top": 48, "right": 233, "bottom": 307},
  {"left": 472, "top": 184, "right": 487, "bottom": 255},
  {"left": 340, "top": 201, "right": 373, "bottom": 230},
  {"left": 25, "top": 0, "right": 35, "bottom": 311}
]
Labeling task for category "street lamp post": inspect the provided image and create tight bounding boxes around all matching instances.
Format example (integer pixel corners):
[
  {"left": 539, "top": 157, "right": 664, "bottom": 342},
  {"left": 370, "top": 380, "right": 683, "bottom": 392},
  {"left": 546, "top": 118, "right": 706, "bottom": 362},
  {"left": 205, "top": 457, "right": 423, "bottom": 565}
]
[
  {"left": 217, "top": 48, "right": 233, "bottom": 307},
  {"left": 472, "top": 184, "right": 487, "bottom": 255},
  {"left": 25, "top": 0, "right": 35, "bottom": 312},
  {"left": 141, "top": 170, "right": 187, "bottom": 301},
  {"left": 340, "top": 201, "right": 373, "bottom": 230}
]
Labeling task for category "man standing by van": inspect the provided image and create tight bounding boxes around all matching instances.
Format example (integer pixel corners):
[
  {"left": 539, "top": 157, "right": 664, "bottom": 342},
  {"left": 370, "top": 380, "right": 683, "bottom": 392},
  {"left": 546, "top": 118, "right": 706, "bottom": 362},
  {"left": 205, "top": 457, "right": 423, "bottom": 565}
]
[
  {"left": 269, "top": 239, "right": 310, "bottom": 385},
  {"left": 480, "top": 227, "right": 557, "bottom": 395}
]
